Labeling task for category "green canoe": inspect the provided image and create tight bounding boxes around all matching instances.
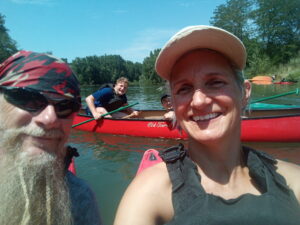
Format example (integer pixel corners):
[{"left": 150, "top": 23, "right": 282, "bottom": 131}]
[{"left": 249, "top": 102, "right": 300, "bottom": 110}]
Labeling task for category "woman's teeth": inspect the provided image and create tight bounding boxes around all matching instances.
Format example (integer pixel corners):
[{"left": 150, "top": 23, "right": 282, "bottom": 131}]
[{"left": 193, "top": 113, "right": 219, "bottom": 121}]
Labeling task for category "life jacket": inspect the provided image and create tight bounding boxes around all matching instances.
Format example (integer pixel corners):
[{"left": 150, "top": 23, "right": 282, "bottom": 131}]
[
  {"left": 98, "top": 83, "right": 114, "bottom": 90},
  {"left": 99, "top": 83, "right": 127, "bottom": 112},
  {"left": 159, "top": 145, "right": 300, "bottom": 225}
]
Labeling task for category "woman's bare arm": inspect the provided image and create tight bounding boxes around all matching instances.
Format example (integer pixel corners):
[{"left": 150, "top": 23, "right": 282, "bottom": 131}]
[
  {"left": 114, "top": 163, "right": 174, "bottom": 225},
  {"left": 276, "top": 159, "right": 300, "bottom": 203}
]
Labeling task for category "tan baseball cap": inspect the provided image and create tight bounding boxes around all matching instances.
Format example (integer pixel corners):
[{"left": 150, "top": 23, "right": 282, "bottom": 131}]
[{"left": 155, "top": 25, "right": 247, "bottom": 80}]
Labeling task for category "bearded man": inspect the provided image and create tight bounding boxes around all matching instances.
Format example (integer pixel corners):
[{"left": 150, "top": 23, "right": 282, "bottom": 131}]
[{"left": 0, "top": 51, "right": 102, "bottom": 225}]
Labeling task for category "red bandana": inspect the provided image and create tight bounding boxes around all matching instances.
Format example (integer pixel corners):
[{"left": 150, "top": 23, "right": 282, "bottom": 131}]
[{"left": 0, "top": 50, "right": 80, "bottom": 99}]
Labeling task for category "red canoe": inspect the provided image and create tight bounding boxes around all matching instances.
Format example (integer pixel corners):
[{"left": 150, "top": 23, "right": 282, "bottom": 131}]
[
  {"left": 136, "top": 149, "right": 162, "bottom": 175},
  {"left": 68, "top": 158, "right": 76, "bottom": 175},
  {"left": 72, "top": 110, "right": 300, "bottom": 142},
  {"left": 273, "top": 81, "right": 296, "bottom": 85}
]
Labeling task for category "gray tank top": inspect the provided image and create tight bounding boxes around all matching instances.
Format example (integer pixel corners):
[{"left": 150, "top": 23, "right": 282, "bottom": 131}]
[{"left": 160, "top": 144, "right": 300, "bottom": 225}]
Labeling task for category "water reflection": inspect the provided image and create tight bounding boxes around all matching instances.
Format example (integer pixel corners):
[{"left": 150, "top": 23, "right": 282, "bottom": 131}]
[
  {"left": 71, "top": 130, "right": 181, "bottom": 152},
  {"left": 71, "top": 130, "right": 299, "bottom": 164}
]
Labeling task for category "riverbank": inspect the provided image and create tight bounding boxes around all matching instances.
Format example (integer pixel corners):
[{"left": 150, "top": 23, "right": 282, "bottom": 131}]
[{"left": 247, "top": 53, "right": 300, "bottom": 83}]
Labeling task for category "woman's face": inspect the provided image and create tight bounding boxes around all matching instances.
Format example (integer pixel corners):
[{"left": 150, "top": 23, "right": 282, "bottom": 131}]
[{"left": 170, "top": 50, "right": 250, "bottom": 143}]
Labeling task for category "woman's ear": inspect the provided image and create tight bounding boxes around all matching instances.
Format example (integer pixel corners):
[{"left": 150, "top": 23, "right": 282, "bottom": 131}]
[{"left": 242, "top": 80, "right": 252, "bottom": 108}]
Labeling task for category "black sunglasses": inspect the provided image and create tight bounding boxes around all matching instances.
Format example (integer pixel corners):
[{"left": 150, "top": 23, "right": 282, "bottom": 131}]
[{"left": 0, "top": 87, "right": 81, "bottom": 118}]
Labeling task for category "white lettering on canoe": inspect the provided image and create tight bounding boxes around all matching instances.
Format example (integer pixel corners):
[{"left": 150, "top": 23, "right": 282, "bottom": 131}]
[{"left": 147, "top": 122, "right": 168, "bottom": 128}]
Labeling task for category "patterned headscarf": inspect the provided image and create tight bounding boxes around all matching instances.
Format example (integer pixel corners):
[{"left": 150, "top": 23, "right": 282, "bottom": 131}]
[{"left": 0, "top": 50, "right": 80, "bottom": 99}]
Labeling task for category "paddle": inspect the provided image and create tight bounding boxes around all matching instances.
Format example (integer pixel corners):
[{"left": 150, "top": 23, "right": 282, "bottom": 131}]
[
  {"left": 72, "top": 102, "right": 139, "bottom": 128},
  {"left": 250, "top": 88, "right": 299, "bottom": 104}
]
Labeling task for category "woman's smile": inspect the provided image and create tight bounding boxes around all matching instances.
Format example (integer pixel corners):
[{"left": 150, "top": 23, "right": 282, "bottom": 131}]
[
  {"left": 170, "top": 49, "right": 245, "bottom": 142},
  {"left": 192, "top": 112, "right": 221, "bottom": 122}
]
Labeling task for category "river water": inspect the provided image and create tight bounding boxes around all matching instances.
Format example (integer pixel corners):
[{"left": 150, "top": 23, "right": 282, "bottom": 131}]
[{"left": 70, "top": 83, "right": 300, "bottom": 225}]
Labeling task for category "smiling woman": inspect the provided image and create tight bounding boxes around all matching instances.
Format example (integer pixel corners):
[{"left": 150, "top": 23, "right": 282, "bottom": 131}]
[
  {"left": 169, "top": 49, "right": 250, "bottom": 143},
  {"left": 113, "top": 25, "right": 300, "bottom": 225}
]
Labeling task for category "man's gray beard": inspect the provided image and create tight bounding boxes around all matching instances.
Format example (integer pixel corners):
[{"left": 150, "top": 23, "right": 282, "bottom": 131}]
[{"left": 0, "top": 126, "right": 73, "bottom": 225}]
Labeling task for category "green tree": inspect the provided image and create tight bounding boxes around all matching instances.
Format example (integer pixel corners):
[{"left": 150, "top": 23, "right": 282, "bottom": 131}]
[
  {"left": 0, "top": 13, "right": 18, "bottom": 62},
  {"left": 141, "top": 49, "right": 162, "bottom": 84},
  {"left": 71, "top": 54, "right": 142, "bottom": 85},
  {"left": 125, "top": 60, "right": 142, "bottom": 82},
  {"left": 253, "top": 0, "right": 300, "bottom": 64},
  {"left": 210, "top": 0, "right": 261, "bottom": 71},
  {"left": 210, "top": 0, "right": 254, "bottom": 43}
]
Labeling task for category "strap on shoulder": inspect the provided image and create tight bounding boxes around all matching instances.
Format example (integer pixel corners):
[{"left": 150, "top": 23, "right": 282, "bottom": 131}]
[
  {"left": 160, "top": 144, "right": 203, "bottom": 215},
  {"left": 98, "top": 83, "right": 113, "bottom": 90},
  {"left": 244, "top": 146, "right": 291, "bottom": 192},
  {"left": 159, "top": 143, "right": 186, "bottom": 163}
]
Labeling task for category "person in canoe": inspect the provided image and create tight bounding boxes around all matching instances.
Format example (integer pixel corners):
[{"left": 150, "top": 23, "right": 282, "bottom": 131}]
[
  {"left": 114, "top": 25, "right": 300, "bottom": 225},
  {"left": 0, "top": 51, "right": 102, "bottom": 225},
  {"left": 160, "top": 94, "right": 175, "bottom": 120},
  {"left": 85, "top": 77, "right": 140, "bottom": 119}
]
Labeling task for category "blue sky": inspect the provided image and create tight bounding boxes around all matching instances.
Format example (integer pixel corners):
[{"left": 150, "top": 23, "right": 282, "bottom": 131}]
[{"left": 1, "top": 0, "right": 227, "bottom": 63}]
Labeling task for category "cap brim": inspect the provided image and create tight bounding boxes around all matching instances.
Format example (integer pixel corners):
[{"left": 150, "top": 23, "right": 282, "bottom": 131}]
[{"left": 155, "top": 25, "right": 246, "bottom": 80}]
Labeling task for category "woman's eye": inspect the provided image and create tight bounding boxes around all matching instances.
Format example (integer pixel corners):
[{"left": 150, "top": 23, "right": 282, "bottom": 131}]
[
  {"left": 175, "top": 85, "right": 192, "bottom": 95},
  {"left": 208, "top": 80, "right": 226, "bottom": 88}
]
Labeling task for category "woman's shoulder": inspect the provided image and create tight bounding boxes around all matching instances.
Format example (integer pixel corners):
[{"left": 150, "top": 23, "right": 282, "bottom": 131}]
[
  {"left": 114, "top": 162, "right": 174, "bottom": 225},
  {"left": 132, "top": 162, "right": 172, "bottom": 195},
  {"left": 276, "top": 159, "right": 300, "bottom": 180},
  {"left": 276, "top": 160, "right": 300, "bottom": 202}
]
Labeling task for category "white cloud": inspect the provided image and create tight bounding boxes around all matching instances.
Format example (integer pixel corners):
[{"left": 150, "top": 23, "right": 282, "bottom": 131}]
[
  {"left": 115, "top": 28, "right": 177, "bottom": 62},
  {"left": 10, "top": 0, "right": 55, "bottom": 5}
]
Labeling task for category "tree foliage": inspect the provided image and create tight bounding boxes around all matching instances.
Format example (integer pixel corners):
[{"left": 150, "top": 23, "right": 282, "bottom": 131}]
[
  {"left": 210, "top": 0, "right": 300, "bottom": 76},
  {"left": 0, "top": 13, "right": 18, "bottom": 63},
  {"left": 253, "top": 0, "right": 300, "bottom": 64},
  {"left": 71, "top": 54, "right": 142, "bottom": 85},
  {"left": 210, "top": 0, "right": 253, "bottom": 42},
  {"left": 141, "top": 49, "right": 162, "bottom": 84},
  {"left": 71, "top": 50, "right": 161, "bottom": 86}
]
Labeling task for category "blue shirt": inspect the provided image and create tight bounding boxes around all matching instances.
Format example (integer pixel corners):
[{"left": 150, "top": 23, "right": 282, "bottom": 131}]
[
  {"left": 66, "top": 172, "right": 103, "bottom": 225},
  {"left": 92, "top": 87, "right": 127, "bottom": 111}
]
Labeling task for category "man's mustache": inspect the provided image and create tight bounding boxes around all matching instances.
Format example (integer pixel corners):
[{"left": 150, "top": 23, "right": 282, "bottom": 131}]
[{"left": 14, "top": 125, "right": 64, "bottom": 139}]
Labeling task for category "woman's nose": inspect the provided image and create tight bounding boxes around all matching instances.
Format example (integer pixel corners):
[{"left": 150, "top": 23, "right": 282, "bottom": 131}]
[
  {"left": 34, "top": 105, "right": 60, "bottom": 128},
  {"left": 190, "top": 90, "right": 212, "bottom": 109}
]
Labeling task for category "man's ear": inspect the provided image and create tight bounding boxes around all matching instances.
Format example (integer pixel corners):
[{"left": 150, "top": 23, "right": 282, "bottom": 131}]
[{"left": 242, "top": 80, "right": 252, "bottom": 108}]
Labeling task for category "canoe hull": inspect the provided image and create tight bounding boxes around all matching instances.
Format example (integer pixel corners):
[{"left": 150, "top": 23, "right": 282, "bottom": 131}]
[
  {"left": 241, "top": 114, "right": 300, "bottom": 142},
  {"left": 73, "top": 113, "right": 300, "bottom": 142},
  {"left": 273, "top": 82, "right": 296, "bottom": 85},
  {"left": 73, "top": 115, "right": 185, "bottom": 139}
]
